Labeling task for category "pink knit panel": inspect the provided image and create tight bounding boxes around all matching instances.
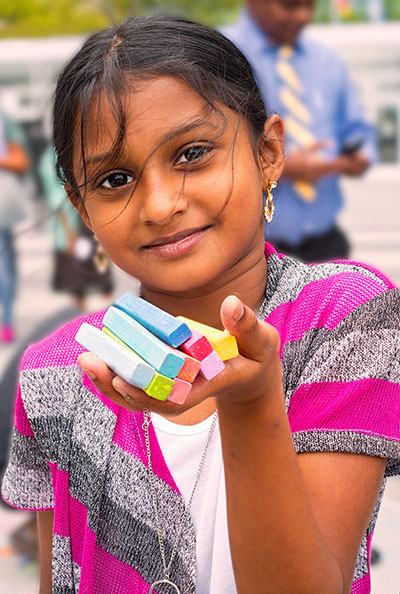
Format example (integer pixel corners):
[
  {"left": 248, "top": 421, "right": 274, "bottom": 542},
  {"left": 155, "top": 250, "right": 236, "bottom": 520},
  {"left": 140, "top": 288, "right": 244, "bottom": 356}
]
[
  {"left": 289, "top": 379, "right": 400, "bottom": 438},
  {"left": 14, "top": 387, "right": 35, "bottom": 438},
  {"left": 92, "top": 546, "right": 152, "bottom": 594},
  {"left": 50, "top": 463, "right": 70, "bottom": 537},
  {"left": 21, "top": 311, "right": 105, "bottom": 370},
  {"left": 70, "top": 497, "right": 93, "bottom": 567},
  {"left": 112, "top": 408, "right": 148, "bottom": 465},
  {"left": 350, "top": 534, "right": 373, "bottom": 593},
  {"left": 76, "top": 525, "right": 97, "bottom": 594}
]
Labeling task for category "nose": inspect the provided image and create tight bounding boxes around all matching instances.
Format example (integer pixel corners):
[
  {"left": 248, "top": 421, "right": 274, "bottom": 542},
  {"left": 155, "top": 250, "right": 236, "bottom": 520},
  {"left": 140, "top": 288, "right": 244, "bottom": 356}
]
[{"left": 138, "top": 167, "right": 188, "bottom": 226}]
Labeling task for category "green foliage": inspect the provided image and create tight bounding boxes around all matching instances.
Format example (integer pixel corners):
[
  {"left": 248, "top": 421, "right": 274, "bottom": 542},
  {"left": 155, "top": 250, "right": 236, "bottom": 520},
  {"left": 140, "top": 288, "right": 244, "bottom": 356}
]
[
  {"left": 385, "top": 0, "right": 400, "bottom": 19},
  {"left": 0, "top": 0, "right": 398, "bottom": 38},
  {"left": 0, "top": 0, "right": 109, "bottom": 37},
  {"left": 313, "top": 0, "right": 332, "bottom": 23},
  {"left": 0, "top": 0, "right": 241, "bottom": 38}
]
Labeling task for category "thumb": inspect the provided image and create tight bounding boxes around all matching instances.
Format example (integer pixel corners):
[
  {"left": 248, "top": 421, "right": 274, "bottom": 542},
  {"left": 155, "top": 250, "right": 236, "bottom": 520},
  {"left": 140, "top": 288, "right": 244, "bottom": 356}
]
[{"left": 220, "top": 295, "right": 279, "bottom": 362}]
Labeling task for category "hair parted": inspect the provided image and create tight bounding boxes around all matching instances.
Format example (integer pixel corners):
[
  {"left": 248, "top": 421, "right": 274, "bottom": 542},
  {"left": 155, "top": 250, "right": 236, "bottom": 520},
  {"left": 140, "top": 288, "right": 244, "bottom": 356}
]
[{"left": 53, "top": 15, "right": 268, "bottom": 195}]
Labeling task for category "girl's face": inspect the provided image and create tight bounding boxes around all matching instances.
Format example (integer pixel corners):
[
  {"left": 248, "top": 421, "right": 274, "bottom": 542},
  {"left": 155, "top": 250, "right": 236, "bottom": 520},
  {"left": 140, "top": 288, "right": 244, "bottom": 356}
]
[{"left": 71, "top": 76, "right": 281, "bottom": 297}]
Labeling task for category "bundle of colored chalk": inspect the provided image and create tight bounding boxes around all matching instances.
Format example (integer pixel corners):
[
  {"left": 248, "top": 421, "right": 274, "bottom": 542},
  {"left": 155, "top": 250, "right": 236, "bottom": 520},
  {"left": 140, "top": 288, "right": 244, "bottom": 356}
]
[{"left": 75, "top": 292, "right": 239, "bottom": 404}]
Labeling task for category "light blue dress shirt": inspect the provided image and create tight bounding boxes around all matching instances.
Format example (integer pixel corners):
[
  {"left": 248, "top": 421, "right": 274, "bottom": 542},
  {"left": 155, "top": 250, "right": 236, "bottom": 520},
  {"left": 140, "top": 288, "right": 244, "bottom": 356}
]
[{"left": 221, "top": 11, "right": 377, "bottom": 246}]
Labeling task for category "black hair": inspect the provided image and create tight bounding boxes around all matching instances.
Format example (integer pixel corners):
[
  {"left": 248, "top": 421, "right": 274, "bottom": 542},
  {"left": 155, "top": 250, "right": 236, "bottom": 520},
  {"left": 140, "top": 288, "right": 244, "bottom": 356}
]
[{"left": 53, "top": 15, "right": 268, "bottom": 197}]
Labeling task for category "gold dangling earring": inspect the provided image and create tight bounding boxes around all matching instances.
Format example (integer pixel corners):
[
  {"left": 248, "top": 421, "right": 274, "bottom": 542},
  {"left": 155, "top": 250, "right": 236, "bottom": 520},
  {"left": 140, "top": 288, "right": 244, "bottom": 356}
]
[
  {"left": 263, "top": 180, "right": 278, "bottom": 223},
  {"left": 92, "top": 236, "right": 110, "bottom": 274}
]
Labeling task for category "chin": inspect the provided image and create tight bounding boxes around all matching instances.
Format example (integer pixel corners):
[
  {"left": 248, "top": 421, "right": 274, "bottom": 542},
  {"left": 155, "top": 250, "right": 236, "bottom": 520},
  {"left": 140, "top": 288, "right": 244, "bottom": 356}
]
[{"left": 143, "top": 267, "right": 218, "bottom": 295}]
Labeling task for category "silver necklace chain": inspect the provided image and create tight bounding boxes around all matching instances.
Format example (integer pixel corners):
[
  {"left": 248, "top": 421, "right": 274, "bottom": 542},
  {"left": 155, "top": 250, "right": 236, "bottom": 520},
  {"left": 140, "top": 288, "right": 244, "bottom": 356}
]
[
  {"left": 142, "top": 410, "right": 218, "bottom": 587},
  {"left": 141, "top": 293, "right": 267, "bottom": 591}
]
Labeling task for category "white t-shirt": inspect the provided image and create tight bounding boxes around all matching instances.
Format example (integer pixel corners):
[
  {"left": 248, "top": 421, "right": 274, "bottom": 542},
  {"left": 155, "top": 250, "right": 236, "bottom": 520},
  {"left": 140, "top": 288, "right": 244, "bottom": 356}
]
[{"left": 151, "top": 413, "right": 237, "bottom": 594}]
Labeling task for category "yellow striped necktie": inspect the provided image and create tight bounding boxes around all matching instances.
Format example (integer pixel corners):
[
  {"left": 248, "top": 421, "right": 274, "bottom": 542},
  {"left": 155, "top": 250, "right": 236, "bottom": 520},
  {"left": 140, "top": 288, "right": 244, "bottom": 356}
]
[{"left": 277, "top": 44, "right": 316, "bottom": 202}]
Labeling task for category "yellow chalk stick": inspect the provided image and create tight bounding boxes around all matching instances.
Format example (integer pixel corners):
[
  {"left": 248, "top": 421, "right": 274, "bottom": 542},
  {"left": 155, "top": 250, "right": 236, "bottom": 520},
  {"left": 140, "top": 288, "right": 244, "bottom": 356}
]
[{"left": 176, "top": 316, "right": 239, "bottom": 361}]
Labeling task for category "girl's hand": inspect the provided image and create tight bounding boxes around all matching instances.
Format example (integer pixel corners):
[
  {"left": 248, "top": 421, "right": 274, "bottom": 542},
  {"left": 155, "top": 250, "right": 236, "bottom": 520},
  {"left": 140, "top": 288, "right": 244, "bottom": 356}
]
[{"left": 77, "top": 295, "right": 282, "bottom": 414}]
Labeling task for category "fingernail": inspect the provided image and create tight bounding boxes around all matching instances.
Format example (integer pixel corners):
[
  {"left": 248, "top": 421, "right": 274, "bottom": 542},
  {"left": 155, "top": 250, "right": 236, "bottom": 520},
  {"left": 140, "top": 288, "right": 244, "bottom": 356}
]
[
  {"left": 112, "top": 377, "right": 127, "bottom": 397},
  {"left": 232, "top": 299, "right": 244, "bottom": 321},
  {"left": 82, "top": 369, "right": 96, "bottom": 381},
  {"left": 222, "top": 295, "right": 244, "bottom": 322},
  {"left": 225, "top": 296, "right": 244, "bottom": 321}
]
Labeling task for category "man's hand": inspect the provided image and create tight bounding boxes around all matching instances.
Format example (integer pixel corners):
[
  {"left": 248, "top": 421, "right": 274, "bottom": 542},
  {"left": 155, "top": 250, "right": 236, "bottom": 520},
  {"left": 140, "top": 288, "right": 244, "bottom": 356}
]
[
  {"left": 336, "top": 151, "right": 369, "bottom": 176},
  {"left": 284, "top": 144, "right": 369, "bottom": 183},
  {"left": 284, "top": 143, "right": 337, "bottom": 183}
]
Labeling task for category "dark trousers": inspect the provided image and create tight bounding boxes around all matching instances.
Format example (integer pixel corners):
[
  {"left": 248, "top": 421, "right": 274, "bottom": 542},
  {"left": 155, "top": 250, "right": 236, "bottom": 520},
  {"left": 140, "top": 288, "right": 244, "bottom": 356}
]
[{"left": 273, "top": 226, "right": 350, "bottom": 263}]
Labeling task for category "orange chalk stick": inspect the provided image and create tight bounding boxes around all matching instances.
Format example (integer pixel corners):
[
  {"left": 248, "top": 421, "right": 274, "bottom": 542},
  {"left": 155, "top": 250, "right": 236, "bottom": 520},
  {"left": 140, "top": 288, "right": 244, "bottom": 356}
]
[{"left": 170, "top": 348, "right": 201, "bottom": 383}]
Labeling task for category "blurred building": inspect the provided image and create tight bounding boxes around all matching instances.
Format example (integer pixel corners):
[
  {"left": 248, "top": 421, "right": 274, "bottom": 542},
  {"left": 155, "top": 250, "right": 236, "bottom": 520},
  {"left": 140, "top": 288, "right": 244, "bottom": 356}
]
[
  {"left": 0, "top": 37, "right": 83, "bottom": 126},
  {"left": 0, "top": 20, "right": 399, "bottom": 177},
  {"left": 309, "top": 22, "right": 400, "bottom": 170},
  {"left": 0, "top": 37, "right": 84, "bottom": 193}
]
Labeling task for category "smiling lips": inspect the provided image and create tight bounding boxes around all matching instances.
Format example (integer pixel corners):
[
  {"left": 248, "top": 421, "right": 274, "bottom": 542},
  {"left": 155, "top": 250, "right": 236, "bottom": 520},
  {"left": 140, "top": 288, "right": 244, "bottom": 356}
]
[{"left": 143, "top": 226, "right": 210, "bottom": 258}]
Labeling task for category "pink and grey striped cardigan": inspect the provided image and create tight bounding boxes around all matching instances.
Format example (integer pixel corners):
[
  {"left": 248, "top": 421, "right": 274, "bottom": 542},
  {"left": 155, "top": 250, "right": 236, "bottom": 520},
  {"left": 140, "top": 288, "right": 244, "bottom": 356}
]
[{"left": 2, "top": 243, "right": 400, "bottom": 593}]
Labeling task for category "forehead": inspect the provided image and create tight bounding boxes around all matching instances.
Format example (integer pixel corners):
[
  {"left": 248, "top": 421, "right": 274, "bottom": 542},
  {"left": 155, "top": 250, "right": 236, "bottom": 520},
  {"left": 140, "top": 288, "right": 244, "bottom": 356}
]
[
  {"left": 79, "top": 76, "right": 223, "bottom": 152},
  {"left": 249, "top": 0, "right": 313, "bottom": 10},
  {"left": 276, "top": 0, "right": 314, "bottom": 9}
]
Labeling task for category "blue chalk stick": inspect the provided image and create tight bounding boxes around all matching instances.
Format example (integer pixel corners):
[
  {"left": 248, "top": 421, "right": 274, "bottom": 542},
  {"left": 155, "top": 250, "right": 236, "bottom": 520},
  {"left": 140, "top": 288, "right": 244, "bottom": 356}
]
[
  {"left": 75, "top": 323, "right": 155, "bottom": 389},
  {"left": 114, "top": 293, "right": 192, "bottom": 348},
  {"left": 103, "top": 306, "right": 185, "bottom": 378}
]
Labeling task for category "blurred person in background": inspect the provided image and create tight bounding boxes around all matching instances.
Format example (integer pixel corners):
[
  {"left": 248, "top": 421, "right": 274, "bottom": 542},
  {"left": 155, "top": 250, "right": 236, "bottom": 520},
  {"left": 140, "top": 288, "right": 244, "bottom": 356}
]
[
  {"left": 38, "top": 143, "right": 114, "bottom": 311},
  {"left": 0, "top": 109, "right": 30, "bottom": 343},
  {"left": 0, "top": 143, "right": 115, "bottom": 564},
  {"left": 221, "top": 0, "right": 377, "bottom": 263}
]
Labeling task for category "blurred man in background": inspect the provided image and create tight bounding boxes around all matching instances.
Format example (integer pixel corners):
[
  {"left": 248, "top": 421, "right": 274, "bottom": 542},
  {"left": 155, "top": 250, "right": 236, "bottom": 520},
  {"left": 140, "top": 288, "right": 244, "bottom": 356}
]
[{"left": 222, "top": 0, "right": 377, "bottom": 262}]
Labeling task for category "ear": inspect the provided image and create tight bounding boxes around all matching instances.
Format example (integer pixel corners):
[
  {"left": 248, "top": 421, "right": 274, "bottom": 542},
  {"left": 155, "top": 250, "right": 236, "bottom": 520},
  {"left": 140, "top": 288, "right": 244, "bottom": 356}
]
[
  {"left": 257, "top": 114, "right": 285, "bottom": 188},
  {"left": 65, "top": 183, "right": 93, "bottom": 231}
]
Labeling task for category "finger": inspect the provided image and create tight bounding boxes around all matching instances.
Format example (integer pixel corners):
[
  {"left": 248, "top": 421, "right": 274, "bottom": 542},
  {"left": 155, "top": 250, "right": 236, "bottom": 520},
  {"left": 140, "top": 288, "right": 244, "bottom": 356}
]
[
  {"left": 77, "top": 352, "right": 209, "bottom": 414},
  {"left": 77, "top": 352, "right": 115, "bottom": 383},
  {"left": 220, "top": 295, "right": 280, "bottom": 362},
  {"left": 310, "top": 140, "right": 331, "bottom": 152},
  {"left": 77, "top": 352, "right": 144, "bottom": 409}
]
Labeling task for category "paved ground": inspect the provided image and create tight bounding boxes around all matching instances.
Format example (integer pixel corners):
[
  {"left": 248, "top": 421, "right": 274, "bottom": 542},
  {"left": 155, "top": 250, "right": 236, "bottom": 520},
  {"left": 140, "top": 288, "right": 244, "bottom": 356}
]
[{"left": 0, "top": 167, "right": 399, "bottom": 593}]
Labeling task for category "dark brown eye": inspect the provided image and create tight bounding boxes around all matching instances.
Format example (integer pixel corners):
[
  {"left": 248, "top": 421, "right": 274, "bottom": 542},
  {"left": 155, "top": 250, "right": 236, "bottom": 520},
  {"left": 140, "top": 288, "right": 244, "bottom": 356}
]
[
  {"left": 176, "top": 145, "right": 211, "bottom": 164},
  {"left": 101, "top": 172, "right": 133, "bottom": 189}
]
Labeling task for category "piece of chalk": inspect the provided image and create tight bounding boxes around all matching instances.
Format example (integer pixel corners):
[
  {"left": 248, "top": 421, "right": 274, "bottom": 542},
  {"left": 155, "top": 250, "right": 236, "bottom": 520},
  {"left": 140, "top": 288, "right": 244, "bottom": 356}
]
[
  {"left": 177, "top": 316, "right": 239, "bottom": 361},
  {"left": 167, "top": 377, "right": 192, "bottom": 404},
  {"left": 103, "top": 306, "right": 185, "bottom": 379},
  {"left": 102, "top": 327, "right": 174, "bottom": 400},
  {"left": 170, "top": 348, "right": 201, "bottom": 383},
  {"left": 75, "top": 323, "right": 155, "bottom": 389},
  {"left": 145, "top": 373, "right": 174, "bottom": 401},
  {"left": 199, "top": 350, "right": 225, "bottom": 380},
  {"left": 180, "top": 329, "right": 213, "bottom": 362},
  {"left": 114, "top": 293, "right": 192, "bottom": 348}
]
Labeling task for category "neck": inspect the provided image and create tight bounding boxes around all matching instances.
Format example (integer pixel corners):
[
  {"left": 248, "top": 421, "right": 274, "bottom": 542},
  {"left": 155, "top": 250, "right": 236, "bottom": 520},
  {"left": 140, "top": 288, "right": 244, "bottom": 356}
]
[
  {"left": 140, "top": 242, "right": 268, "bottom": 426},
  {"left": 140, "top": 244, "right": 268, "bottom": 330}
]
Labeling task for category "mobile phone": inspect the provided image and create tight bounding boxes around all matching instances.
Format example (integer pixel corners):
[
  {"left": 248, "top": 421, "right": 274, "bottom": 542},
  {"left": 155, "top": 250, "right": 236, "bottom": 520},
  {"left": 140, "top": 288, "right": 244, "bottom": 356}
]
[{"left": 340, "top": 139, "right": 363, "bottom": 155}]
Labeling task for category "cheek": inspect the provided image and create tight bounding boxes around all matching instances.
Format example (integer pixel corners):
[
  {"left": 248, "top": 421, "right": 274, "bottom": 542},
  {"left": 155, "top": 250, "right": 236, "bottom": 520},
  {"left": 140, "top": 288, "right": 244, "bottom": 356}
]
[{"left": 87, "top": 197, "right": 137, "bottom": 238}]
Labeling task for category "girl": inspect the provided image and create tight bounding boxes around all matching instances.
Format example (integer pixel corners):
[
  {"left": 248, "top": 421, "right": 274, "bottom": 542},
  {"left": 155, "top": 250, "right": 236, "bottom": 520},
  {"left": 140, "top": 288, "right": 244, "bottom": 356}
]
[{"left": 2, "top": 15, "right": 399, "bottom": 594}]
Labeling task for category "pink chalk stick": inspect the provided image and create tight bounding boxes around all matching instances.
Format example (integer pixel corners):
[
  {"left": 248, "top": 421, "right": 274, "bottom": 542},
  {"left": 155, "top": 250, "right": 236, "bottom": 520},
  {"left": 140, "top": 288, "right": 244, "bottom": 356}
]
[
  {"left": 167, "top": 378, "right": 192, "bottom": 404},
  {"left": 199, "top": 351, "right": 225, "bottom": 380},
  {"left": 180, "top": 329, "right": 213, "bottom": 361}
]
